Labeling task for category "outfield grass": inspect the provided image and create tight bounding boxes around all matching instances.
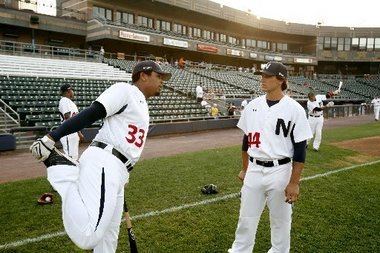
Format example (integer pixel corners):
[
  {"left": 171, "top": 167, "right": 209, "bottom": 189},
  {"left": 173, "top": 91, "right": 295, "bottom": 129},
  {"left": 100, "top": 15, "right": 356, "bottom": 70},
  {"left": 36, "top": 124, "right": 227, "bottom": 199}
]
[{"left": 0, "top": 122, "right": 379, "bottom": 252}]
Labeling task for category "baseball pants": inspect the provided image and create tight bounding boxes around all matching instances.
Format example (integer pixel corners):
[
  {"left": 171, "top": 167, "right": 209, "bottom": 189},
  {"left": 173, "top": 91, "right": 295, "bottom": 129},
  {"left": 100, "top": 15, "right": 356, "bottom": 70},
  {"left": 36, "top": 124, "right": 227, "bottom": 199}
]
[
  {"left": 47, "top": 146, "right": 129, "bottom": 253},
  {"left": 307, "top": 116, "right": 324, "bottom": 150},
  {"left": 229, "top": 161, "right": 293, "bottom": 253},
  {"left": 60, "top": 133, "right": 80, "bottom": 160},
  {"left": 374, "top": 106, "right": 380, "bottom": 120}
]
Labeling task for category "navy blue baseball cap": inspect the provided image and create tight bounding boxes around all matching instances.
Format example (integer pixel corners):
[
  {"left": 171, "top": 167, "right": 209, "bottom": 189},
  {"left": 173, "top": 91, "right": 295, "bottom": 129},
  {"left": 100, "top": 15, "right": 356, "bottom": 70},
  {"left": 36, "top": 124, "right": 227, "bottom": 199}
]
[
  {"left": 132, "top": 61, "right": 172, "bottom": 81},
  {"left": 255, "top": 61, "right": 288, "bottom": 79}
]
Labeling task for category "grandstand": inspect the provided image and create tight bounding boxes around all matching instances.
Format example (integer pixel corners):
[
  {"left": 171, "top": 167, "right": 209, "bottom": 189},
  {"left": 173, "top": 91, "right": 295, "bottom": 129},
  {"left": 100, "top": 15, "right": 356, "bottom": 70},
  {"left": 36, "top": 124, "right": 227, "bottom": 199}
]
[{"left": 0, "top": 0, "right": 379, "bottom": 149}]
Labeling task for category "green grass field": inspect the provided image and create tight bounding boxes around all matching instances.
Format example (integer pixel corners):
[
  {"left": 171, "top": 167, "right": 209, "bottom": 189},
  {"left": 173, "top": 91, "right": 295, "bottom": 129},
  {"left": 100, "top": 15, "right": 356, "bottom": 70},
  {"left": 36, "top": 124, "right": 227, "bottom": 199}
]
[{"left": 0, "top": 123, "right": 379, "bottom": 252}]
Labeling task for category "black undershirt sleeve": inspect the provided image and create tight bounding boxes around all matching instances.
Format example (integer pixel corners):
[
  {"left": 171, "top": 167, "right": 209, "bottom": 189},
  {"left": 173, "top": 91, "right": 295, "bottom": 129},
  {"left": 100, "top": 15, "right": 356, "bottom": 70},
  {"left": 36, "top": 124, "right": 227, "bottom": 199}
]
[
  {"left": 49, "top": 101, "right": 107, "bottom": 142},
  {"left": 313, "top": 107, "right": 323, "bottom": 112},
  {"left": 242, "top": 134, "right": 248, "bottom": 151},
  {"left": 293, "top": 140, "right": 307, "bottom": 163}
]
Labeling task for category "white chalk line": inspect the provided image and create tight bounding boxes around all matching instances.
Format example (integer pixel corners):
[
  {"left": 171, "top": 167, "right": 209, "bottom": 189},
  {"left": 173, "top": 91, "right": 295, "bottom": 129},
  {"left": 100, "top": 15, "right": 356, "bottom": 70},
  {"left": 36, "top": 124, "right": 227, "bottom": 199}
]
[{"left": 1, "top": 159, "right": 379, "bottom": 249}]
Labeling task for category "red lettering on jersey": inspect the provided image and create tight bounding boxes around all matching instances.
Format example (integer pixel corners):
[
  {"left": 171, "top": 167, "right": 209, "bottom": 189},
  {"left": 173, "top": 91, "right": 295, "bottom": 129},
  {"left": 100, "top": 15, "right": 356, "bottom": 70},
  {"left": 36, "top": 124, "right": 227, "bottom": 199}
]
[
  {"left": 126, "top": 124, "right": 145, "bottom": 148},
  {"left": 248, "top": 132, "right": 261, "bottom": 148},
  {"left": 135, "top": 129, "right": 145, "bottom": 148}
]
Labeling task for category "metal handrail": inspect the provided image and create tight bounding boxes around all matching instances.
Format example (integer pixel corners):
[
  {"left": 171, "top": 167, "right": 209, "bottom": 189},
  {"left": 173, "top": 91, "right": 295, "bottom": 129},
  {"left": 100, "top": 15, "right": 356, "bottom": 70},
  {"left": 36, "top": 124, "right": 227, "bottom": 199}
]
[{"left": 0, "top": 98, "right": 20, "bottom": 124}]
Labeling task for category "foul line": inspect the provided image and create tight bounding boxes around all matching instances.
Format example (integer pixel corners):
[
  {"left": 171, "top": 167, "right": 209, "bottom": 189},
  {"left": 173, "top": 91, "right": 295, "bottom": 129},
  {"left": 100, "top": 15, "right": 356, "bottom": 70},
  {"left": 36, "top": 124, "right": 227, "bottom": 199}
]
[{"left": 1, "top": 159, "right": 379, "bottom": 250}]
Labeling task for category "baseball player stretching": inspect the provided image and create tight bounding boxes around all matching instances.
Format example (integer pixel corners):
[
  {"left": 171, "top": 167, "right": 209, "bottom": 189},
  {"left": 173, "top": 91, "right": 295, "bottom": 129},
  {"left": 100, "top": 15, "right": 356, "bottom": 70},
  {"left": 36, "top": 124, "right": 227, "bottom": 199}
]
[
  {"left": 229, "top": 62, "right": 312, "bottom": 253},
  {"left": 30, "top": 61, "right": 171, "bottom": 253},
  {"left": 371, "top": 96, "right": 380, "bottom": 121}
]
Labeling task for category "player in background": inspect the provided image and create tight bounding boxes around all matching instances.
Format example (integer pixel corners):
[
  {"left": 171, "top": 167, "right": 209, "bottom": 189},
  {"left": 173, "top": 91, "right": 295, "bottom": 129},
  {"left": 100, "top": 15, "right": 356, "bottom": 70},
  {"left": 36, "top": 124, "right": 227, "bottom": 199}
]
[
  {"left": 371, "top": 95, "right": 380, "bottom": 121},
  {"left": 229, "top": 62, "right": 312, "bottom": 253},
  {"left": 307, "top": 89, "right": 340, "bottom": 151},
  {"left": 30, "top": 61, "right": 171, "bottom": 253},
  {"left": 58, "top": 84, "right": 84, "bottom": 160}
]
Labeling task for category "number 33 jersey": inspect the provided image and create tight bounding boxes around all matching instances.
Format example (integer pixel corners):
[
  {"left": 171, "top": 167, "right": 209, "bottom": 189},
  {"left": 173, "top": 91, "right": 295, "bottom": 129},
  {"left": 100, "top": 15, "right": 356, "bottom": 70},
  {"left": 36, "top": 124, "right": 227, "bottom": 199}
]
[
  {"left": 238, "top": 95, "right": 312, "bottom": 160},
  {"left": 93, "top": 82, "right": 149, "bottom": 165}
]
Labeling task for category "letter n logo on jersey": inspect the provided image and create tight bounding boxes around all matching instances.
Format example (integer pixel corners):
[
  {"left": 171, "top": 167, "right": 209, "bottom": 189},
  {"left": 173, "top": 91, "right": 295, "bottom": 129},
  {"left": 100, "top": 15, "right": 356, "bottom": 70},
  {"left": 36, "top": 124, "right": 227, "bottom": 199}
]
[{"left": 275, "top": 118, "right": 294, "bottom": 137}]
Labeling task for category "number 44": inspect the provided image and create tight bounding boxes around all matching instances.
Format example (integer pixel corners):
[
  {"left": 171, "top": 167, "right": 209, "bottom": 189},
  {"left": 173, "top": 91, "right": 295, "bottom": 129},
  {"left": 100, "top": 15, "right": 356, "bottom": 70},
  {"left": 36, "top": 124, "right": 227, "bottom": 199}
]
[{"left": 248, "top": 132, "right": 261, "bottom": 148}]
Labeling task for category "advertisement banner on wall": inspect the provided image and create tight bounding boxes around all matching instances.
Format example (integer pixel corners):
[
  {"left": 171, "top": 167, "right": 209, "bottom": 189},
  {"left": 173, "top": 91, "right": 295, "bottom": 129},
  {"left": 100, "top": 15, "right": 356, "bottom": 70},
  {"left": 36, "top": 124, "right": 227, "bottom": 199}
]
[
  {"left": 119, "top": 30, "right": 150, "bottom": 42},
  {"left": 264, "top": 55, "right": 283, "bottom": 61},
  {"left": 249, "top": 52, "right": 258, "bottom": 58},
  {"left": 163, "top": 38, "right": 189, "bottom": 48},
  {"left": 197, "top": 44, "right": 218, "bottom": 53},
  {"left": 294, "top": 58, "right": 313, "bottom": 64},
  {"left": 226, "top": 48, "right": 244, "bottom": 57}
]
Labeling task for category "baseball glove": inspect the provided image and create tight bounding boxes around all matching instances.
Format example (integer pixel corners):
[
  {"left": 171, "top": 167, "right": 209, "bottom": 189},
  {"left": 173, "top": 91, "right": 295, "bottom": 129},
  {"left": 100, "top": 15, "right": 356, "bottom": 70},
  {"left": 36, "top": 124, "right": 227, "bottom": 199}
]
[
  {"left": 37, "top": 193, "right": 53, "bottom": 205},
  {"left": 201, "top": 184, "right": 218, "bottom": 195}
]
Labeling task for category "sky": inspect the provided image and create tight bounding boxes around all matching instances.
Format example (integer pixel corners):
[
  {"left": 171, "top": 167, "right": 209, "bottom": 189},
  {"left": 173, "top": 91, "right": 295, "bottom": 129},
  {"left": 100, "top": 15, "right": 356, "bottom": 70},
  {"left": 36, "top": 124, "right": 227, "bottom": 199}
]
[{"left": 211, "top": 0, "right": 380, "bottom": 28}]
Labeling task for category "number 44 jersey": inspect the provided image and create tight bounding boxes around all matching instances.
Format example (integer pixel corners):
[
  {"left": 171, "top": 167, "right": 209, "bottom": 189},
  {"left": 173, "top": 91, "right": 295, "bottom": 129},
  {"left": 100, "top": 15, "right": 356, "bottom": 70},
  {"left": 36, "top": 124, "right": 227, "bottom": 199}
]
[
  {"left": 93, "top": 82, "right": 150, "bottom": 166},
  {"left": 238, "top": 95, "right": 312, "bottom": 160}
]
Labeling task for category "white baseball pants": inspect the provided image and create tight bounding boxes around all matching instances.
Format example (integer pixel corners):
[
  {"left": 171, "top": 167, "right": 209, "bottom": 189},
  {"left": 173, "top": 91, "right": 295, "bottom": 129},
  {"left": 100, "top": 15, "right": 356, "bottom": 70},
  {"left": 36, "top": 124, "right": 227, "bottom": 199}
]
[
  {"left": 374, "top": 106, "right": 380, "bottom": 120},
  {"left": 229, "top": 162, "right": 293, "bottom": 253},
  {"left": 307, "top": 116, "right": 324, "bottom": 150},
  {"left": 60, "top": 133, "right": 80, "bottom": 160},
  {"left": 47, "top": 146, "right": 129, "bottom": 253}
]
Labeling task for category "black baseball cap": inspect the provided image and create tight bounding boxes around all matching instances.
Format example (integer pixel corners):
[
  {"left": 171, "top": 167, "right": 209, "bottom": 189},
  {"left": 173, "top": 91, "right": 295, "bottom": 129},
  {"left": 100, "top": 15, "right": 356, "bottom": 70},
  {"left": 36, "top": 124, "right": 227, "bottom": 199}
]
[
  {"left": 132, "top": 60, "right": 172, "bottom": 81},
  {"left": 254, "top": 61, "right": 288, "bottom": 79},
  {"left": 60, "top": 84, "right": 72, "bottom": 94}
]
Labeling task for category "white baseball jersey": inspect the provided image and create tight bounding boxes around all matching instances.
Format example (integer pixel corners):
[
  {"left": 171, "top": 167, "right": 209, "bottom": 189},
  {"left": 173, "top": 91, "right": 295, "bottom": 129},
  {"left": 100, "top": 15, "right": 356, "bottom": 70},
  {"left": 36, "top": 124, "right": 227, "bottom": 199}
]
[
  {"left": 94, "top": 82, "right": 149, "bottom": 165},
  {"left": 59, "top": 97, "right": 80, "bottom": 159},
  {"left": 238, "top": 95, "right": 312, "bottom": 160},
  {"left": 59, "top": 97, "right": 79, "bottom": 122},
  {"left": 196, "top": 85, "right": 203, "bottom": 98},
  {"left": 372, "top": 98, "right": 380, "bottom": 108},
  {"left": 307, "top": 100, "right": 323, "bottom": 117},
  {"left": 315, "top": 94, "right": 327, "bottom": 103}
]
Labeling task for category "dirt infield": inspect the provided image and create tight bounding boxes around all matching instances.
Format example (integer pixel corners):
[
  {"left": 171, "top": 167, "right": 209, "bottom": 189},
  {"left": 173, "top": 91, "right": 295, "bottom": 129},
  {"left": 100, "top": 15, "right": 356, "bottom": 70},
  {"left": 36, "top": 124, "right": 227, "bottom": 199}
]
[
  {"left": 333, "top": 136, "right": 380, "bottom": 157},
  {"left": 0, "top": 115, "right": 375, "bottom": 183}
]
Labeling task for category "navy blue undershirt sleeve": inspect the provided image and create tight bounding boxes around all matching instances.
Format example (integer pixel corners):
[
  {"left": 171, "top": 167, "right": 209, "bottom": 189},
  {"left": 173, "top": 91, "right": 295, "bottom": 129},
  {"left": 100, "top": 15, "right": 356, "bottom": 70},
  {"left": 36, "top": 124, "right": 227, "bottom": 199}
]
[
  {"left": 293, "top": 140, "right": 307, "bottom": 163},
  {"left": 242, "top": 134, "right": 248, "bottom": 151},
  {"left": 49, "top": 101, "right": 106, "bottom": 142}
]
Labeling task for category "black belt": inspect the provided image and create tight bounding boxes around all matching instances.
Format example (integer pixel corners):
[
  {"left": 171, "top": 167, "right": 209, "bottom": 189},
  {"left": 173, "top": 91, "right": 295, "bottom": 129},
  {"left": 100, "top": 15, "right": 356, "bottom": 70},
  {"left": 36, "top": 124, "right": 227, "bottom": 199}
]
[
  {"left": 90, "top": 141, "right": 133, "bottom": 172},
  {"left": 249, "top": 157, "right": 291, "bottom": 167},
  {"left": 309, "top": 115, "right": 321, "bottom": 117}
]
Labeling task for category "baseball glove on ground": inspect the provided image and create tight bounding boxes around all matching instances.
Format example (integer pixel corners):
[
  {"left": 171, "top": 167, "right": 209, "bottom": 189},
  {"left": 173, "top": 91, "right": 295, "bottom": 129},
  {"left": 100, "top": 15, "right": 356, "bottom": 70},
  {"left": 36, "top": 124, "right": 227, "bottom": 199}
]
[
  {"left": 37, "top": 193, "right": 53, "bottom": 205},
  {"left": 201, "top": 184, "right": 218, "bottom": 195}
]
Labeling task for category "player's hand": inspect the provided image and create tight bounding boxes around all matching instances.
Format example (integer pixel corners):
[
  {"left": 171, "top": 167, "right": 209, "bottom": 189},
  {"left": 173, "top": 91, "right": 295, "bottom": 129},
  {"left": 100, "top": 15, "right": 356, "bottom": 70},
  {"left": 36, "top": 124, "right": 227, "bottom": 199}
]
[
  {"left": 30, "top": 135, "right": 55, "bottom": 162},
  {"left": 238, "top": 170, "right": 246, "bottom": 182},
  {"left": 285, "top": 182, "right": 300, "bottom": 204}
]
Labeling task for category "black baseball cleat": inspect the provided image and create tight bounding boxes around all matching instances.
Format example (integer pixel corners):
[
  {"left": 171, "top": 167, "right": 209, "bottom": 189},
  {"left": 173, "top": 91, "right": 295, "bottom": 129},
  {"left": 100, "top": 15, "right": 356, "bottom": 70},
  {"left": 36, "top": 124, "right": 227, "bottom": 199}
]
[{"left": 43, "top": 148, "right": 78, "bottom": 167}]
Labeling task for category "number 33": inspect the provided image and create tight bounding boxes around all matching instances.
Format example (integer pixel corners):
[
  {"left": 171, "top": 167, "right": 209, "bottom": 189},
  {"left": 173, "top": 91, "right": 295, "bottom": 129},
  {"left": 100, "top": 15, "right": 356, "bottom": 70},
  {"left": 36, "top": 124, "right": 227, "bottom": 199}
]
[{"left": 126, "top": 124, "right": 145, "bottom": 148}]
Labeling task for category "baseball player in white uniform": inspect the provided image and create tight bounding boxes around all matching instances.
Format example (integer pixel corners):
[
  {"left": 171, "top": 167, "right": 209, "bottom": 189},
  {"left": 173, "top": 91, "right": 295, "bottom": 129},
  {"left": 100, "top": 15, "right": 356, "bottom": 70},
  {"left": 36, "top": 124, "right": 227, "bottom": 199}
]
[
  {"left": 371, "top": 96, "right": 380, "bottom": 121},
  {"left": 196, "top": 84, "right": 204, "bottom": 102},
  {"left": 58, "top": 84, "right": 82, "bottom": 160},
  {"left": 306, "top": 90, "right": 340, "bottom": 151},
  {"left": 229, "top": 62, "right": 312, "bottom": 253},
  {"left": 307, "top": 92, "right": 325, "bottom": 151},
  {"left": 30, "top": 61, "right": 171, "bottom": 253}
]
